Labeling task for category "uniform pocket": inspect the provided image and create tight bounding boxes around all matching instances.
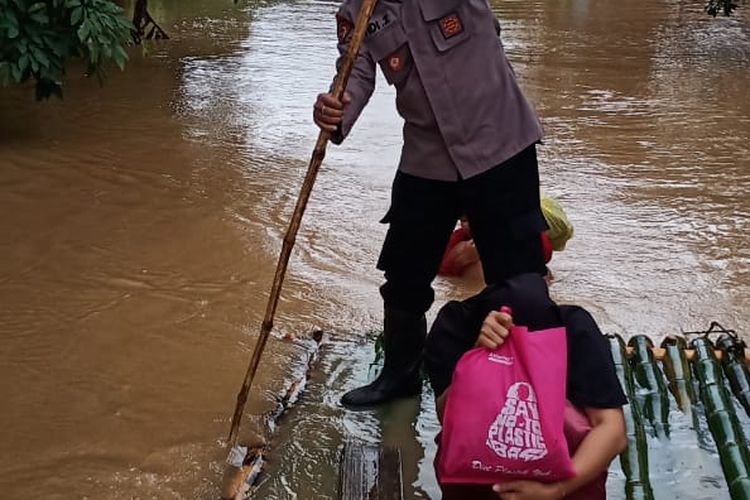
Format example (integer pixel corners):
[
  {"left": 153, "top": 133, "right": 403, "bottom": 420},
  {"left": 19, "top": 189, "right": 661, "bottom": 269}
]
[
  {"left": 366, "top": 21, "right": 413, "bottom": 86},
  {"left": 379, "top": 44, "right": 412, "bottom": 86},
  {"left": 428, "top": 10, "right": 471, "bottom": 52},
  {"left": 418, "top": 0, "right": 472, "bottom": 52},
  {"left": 366, "top": 20, "right": 406, "bottom": 61}
]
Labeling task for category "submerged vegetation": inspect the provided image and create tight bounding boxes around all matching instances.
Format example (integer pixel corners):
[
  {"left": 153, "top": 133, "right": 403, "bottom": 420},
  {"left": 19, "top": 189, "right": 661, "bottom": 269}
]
[
  {"left": 706, "top": 0, "right": 741, "bottom": 16},
  {"left": 0, "top": 0, "right": 132, "bottom": 99}
]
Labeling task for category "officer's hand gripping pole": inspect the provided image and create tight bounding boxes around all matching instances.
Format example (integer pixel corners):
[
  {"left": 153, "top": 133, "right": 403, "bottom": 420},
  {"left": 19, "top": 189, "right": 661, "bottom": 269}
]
[{"left": 221, "top": 0, "right": 380, "bottom": 497}]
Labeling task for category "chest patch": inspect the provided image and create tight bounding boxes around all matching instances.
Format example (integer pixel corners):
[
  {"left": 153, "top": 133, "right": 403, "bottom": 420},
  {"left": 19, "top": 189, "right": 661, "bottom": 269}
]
[
  {"left": 388, "top": 54, "right": 404, "bottom": 72},
  {"left": 439, "top": 13, "right": 463, "bottom": 39}
]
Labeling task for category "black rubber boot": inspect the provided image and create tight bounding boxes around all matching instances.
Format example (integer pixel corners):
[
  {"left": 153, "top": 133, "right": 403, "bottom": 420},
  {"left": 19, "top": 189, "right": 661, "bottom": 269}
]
[{"left": 340, "top": 308, "right": 426, "bottom": 408}]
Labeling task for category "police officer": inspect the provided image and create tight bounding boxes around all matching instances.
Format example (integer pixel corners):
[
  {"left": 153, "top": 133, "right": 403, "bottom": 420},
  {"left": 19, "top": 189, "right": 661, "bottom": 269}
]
[{"left": 314, "top": 0, "right": 548, "bottom": 408}]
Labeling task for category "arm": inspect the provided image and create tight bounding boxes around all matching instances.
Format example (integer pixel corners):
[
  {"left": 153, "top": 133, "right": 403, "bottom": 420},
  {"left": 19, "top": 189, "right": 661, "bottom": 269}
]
[
  {"left": 493, "top": 407, "right": 627, "bottom": 499},
  {"left": 313, "top": 8, "right": 376, "bottom": 143},
  {"left": 555, "top": 407, "right": 627, "bottom": 496}
]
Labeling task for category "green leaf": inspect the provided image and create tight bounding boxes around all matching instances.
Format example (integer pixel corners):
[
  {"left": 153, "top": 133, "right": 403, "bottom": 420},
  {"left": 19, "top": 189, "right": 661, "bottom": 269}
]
[
  {"left": 77, "top": 20, "right": 89, "bottom": 40},
  {"left": 6, "top": 9, "right": 19, "bottom": 28},
  {"left": 28, "top": 1, "right": 45, "bottom": 12},
  {"left": 70, "top": 6, "right": 82, "bottom": 25},
  {"left": 18, "top": 53, "right": 29, "bottom": 72},
  {"left": 7, "top": 24, "right": 20, "bottom": 39},
  {"left": 47, "top": 40, "right": 67, "bottom": 58},
  {"left": 89, "top": 42, "right": 99, "bottom": 63},
  {"left": 46, "top": 38, "right": 68, "bottom": 57},
  {"left": 10, "top": 62, "right": 22, "bottom": 82},
  {"left": 30, "top": 46, "right": 50, "bottom": 68},
  {"left": 113, "top": 43, "right": 127, "bottom": 70},
  {"left": 29, "top": 12, "right": 49, "bottom": 24},
  {"left": 7, "top": 9, "right": 20, "bottom": 28},
  {"left": 64, "top": 0, "right": 80, "bottom": 6},
  {"left": 88, "top": 16, "right": 101, "bottom": 35}
]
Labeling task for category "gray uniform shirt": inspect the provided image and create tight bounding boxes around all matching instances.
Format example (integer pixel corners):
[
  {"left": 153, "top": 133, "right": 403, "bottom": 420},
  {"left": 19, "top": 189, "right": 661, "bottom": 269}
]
[{"left": 331, "top": 0, "right": 543, "bottom": 181}]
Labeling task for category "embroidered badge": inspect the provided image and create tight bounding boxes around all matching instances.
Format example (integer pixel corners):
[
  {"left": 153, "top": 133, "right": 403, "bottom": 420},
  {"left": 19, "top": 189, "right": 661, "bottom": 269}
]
[
  {"left": 388, "top": 54, "right": 403, "bottom": 72},
  {"left": 439, "top": 13, "right": 463, "bottom": 39},
  {"left": 336, "top": 14, "right": 354, "bottom": 44}
]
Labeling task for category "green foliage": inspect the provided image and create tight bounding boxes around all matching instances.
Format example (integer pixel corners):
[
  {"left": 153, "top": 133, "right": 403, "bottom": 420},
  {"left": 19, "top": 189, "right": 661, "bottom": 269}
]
[
  {"left": 0, "top": 0, "right": 133, "bottom": 99},
  {"left": 705, "top": 0, "right": 740, "bottom": 16}
]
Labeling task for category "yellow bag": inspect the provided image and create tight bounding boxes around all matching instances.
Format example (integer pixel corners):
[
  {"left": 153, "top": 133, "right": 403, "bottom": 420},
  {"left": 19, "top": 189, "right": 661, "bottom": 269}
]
[{"left": 541, "top": 195, "right": 574, "bottom": 251}]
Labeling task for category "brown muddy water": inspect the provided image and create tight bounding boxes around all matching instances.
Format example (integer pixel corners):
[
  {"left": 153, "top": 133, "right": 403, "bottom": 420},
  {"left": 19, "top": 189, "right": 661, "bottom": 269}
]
[{"left": 0, "top": 0, "right": 748, "bottom": 498}]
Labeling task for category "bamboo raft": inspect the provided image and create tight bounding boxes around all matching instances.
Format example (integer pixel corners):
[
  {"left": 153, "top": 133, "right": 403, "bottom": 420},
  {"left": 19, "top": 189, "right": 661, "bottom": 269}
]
[
  {"left": 610, "top": 322, "right": 750, "bottom": 500},
  {"left": 234, "top": 324, "right": 750, "bottom": 499},
  {"left": 337, "top": 323, "right": 750, "bottom": 500}
]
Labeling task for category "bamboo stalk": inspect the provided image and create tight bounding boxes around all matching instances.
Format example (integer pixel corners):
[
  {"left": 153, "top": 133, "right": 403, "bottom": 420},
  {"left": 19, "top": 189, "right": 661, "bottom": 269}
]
[
  {"left": 660, "top": 336, "right": 696, "bottom": 414},
  {"left": 716, "top": 334, "right": 750, "bottom": 419},
  {"left": 608, "top": 334, "right": 655, "bottom": 500},
  {"left": 628, "top": 335, "right": 670, "bottom": 439},
  {"left": 690, "top": 337, "right": 750, "bottom": 499},
  {"left": 624, "top": 345, "right": 750, "bottom": 363},
  {"left": 221, "top": 332, "right": 325, "bottom": 498},
  {"left": 225, "top": 0, "right": 380, "bottom": 450}
]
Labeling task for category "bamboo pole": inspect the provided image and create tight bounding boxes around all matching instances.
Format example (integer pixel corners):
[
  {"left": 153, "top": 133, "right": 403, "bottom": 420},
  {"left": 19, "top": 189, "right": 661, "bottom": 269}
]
[
  {"left": 628, "top": 335, "right": 670, "bottom": 439},
  {"left": 660, "top": 336, "right": 696, "bottom": 414},
  {"left": 625, "top": 345, "right": 750, "bottom": 363},
  {"left": 691, "top": 337, "right": 750, "bottom": 499},
  {"left": 608, "top": 334, "right": 655, "bottom": 500},
  {"left": 225, "top": 0, "right": 380, "bottom": 450},
  {"left": 716, "top": 334, "right": 750, "bottom": 418}
]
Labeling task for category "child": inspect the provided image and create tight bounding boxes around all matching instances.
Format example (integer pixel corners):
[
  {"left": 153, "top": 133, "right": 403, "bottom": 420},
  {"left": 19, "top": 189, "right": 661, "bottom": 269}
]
[
  {"left": 438, "top": 195, "right": 574, "bottom": 283},
  {"left": 425, "top": 273, "right": 627, "bottom": 499}
]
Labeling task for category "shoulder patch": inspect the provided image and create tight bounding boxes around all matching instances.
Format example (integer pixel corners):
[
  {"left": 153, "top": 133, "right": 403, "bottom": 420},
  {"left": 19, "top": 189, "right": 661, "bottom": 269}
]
[{"left": 336, "top": 13, "right": 354, "bottom": 44}]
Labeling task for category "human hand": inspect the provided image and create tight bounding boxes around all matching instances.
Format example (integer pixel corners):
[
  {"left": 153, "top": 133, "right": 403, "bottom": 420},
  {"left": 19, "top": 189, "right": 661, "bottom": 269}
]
[
  {"left": 475, "top": 307, "right": 513, "bottom": 350},
  {"left": 313, "top": 91, "right": 351, "bottom": 132},
  {"left": 492, "top": 480, "right": 565, "bottom": 500}
]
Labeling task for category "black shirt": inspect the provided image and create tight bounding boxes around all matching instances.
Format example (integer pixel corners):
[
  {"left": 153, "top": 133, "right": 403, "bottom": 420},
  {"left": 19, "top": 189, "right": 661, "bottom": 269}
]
[{"left": 424, "top": 273, "right": 628, "bottom": 409}]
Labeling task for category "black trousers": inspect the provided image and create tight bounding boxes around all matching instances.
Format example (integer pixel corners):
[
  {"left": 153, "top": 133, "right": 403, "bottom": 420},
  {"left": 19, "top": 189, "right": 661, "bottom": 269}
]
[{"left": 377, "top": 145, "right": 548, "bottom": 314}]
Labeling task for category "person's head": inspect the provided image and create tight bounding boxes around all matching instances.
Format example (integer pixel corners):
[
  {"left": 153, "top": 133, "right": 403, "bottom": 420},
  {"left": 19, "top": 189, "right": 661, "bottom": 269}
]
[{"left": 541, "top": 195, "right": 574, "bottom": 251}]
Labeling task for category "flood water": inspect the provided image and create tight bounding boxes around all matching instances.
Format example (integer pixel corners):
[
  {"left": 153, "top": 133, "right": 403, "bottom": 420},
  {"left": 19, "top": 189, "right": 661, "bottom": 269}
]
[{"left": 0, "top": 0, "right": 748, "bottom": 498}]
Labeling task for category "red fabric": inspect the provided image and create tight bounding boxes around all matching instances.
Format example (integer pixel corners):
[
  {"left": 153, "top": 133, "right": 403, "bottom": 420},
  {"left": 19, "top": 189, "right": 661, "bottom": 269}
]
[
  {"left": 439, "top": 227, "right": 471, "bottom": 276},
  {"left": 439, "top": 228, "right": 553, "bottom": 277},
  {"left": 541, "top": 232, "right": 553, "bottom": 264}
]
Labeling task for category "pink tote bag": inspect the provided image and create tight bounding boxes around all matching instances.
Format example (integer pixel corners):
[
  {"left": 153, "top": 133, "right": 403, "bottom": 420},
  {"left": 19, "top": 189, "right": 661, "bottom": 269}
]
[{"left": 438, "top": 323, "right": 575, "bottom": 484}]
